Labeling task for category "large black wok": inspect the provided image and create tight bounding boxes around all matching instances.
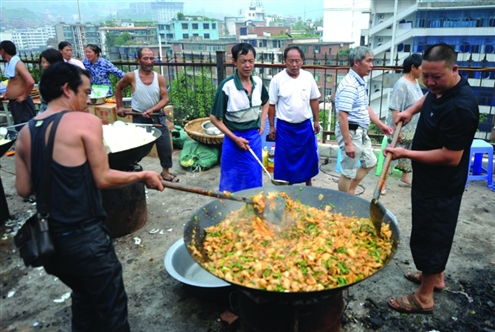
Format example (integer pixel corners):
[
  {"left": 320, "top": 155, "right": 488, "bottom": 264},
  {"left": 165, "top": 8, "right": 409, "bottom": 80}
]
[
  {"left": 184, "top": 186, "right": 399, "bottom": 300},
  {"left": 107, "top": 126, "right": 161, "bottom": 170}
]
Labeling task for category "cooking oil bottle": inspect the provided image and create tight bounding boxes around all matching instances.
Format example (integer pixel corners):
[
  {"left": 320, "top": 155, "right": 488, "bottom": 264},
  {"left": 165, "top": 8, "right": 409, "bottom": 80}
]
[
  {"left": 262, "top": 146, "right": 268, "bottom": 168},
  {"left": 267, "top": 145, "right": 275, "bottom": 172}
]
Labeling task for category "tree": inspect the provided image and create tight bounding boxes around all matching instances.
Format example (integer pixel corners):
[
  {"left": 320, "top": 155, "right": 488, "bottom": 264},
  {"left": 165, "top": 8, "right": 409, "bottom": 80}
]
[
  {"left": 338, "top": 48, "right": 351, "bottom": 57},
  {"left": 169, "top": 71, "right": 216, "bottom": 126},
  {"left": 177, "top": 12, "right": 185, "bottom": 20},
  {"left": 114, "top": 32, "right": 132, "bottom": 46}
]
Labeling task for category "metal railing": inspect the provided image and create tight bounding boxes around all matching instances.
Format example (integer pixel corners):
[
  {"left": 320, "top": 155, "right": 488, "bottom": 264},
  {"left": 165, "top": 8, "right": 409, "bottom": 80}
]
[{"left": 2, "top": 50, "right": 494, "bottom": 142}]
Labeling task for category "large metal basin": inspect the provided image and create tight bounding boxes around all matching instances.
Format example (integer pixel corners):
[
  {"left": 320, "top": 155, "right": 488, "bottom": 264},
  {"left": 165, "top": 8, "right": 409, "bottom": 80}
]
[{"left": 164, "top": 238, "right": 230, "bottom": 288}]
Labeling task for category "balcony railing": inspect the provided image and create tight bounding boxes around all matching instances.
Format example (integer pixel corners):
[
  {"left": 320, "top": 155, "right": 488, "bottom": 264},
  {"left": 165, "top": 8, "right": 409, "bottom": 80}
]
[{"left": 2, "top": 50, "right": 494, "bottom": 142}]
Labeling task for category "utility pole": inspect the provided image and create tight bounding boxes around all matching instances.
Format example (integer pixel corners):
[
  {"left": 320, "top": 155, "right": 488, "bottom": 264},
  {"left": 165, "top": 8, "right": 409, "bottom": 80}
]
[
  {"left": 389, "top": 0, "right": 398, "bottom": 65},
  {"left": 76, "top": 0, "right": 85, "bottom": 58}
]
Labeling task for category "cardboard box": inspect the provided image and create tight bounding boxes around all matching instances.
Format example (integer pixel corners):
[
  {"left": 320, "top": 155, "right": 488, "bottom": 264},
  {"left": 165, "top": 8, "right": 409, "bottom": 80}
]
[{"left": 90, "top": 103, "right": 117, "bottom": 125}]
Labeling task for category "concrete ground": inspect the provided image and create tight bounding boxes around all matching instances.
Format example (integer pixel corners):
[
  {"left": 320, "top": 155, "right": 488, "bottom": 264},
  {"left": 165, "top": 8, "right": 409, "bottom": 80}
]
[{"left": 1, "top": 147, "right": 494, "bottom": 331}]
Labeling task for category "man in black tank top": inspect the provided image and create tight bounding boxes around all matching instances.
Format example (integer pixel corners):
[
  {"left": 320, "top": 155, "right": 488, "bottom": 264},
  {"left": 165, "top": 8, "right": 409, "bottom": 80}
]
[{"left": 15, "top": 62, "right": 164, "bottom": 331}]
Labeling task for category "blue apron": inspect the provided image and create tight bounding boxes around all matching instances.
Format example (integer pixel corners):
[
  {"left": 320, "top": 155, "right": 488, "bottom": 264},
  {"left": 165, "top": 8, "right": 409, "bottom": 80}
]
[
  {"left": 219, "top": 128, "right": 262, "bottom": 193},
  {"left": 274, "top": 119, "right": 319, "bottom": 184}
]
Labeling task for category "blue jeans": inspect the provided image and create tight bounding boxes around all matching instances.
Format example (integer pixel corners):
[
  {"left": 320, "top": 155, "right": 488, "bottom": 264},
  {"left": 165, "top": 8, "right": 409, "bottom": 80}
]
[{"left": 44, "top": 222, "right": 130, "bottom": 332}]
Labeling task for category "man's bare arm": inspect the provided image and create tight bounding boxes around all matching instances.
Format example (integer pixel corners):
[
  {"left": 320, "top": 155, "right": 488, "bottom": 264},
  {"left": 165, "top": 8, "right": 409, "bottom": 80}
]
[
  {"left": 82, "top": 114, "right": 164, "bottom": 190},
  {"left": 17, "top": 61, "right": 35, "bottom": 97},
  {"left": 396, "top": 94, "right": 426, "bottom": 125},
  {"left": 310, "top": 98, "right": 320, "bottom": 134},
  {"left": 385, "top": 146, "right": 463, "bottom": 167},
  {"left": 115, "top": 73, "right": 133, "bottom": 115},
  {"left": 15, "top": 126, "right": 32, "bottom": 197}
]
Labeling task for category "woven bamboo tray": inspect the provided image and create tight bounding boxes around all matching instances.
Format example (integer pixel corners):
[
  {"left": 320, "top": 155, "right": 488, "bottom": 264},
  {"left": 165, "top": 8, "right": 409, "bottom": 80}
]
[{"left": 184, "top": 117, "right": 224, "bottom": 145}]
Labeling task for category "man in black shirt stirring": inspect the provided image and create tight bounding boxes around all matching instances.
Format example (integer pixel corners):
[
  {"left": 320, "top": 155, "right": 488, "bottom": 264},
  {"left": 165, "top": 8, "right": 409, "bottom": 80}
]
[{"left": 385, "top": 43, "right": 479, "bottom": 314}]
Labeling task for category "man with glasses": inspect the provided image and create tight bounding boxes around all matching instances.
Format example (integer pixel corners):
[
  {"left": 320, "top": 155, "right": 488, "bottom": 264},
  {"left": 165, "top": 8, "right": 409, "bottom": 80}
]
[
  {"left": 268, "top": 46, "right": 320, "bottom": 186},
  {"left": 335, "top": 46, "right": 392, "bottom": 194}
]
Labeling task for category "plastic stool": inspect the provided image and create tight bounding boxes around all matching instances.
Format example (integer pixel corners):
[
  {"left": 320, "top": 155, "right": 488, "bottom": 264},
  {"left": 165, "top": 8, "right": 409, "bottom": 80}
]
[
  {"left": 466, "top": 139, "right": 493, "bottom": 189},
  {"left": 335, "top": 148, "right": 361, "bottom": 174}
]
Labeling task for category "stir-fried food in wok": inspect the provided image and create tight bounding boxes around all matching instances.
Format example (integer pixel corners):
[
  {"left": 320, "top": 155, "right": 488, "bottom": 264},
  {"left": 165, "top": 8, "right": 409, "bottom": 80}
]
[{"left": 190, "top": 192, "right": 394, "bottom": 292}]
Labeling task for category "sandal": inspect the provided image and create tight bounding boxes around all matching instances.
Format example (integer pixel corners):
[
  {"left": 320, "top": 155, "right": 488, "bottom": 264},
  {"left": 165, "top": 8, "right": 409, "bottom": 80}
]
[
  {"left": 388, "top": 293, "right": 433, "bottom": 314},
  {"left": 404, "top": 272, "right": 445, "bottom": 291},
  {"left": 162, "top": 173, "right": 179, "bottom": 182}
]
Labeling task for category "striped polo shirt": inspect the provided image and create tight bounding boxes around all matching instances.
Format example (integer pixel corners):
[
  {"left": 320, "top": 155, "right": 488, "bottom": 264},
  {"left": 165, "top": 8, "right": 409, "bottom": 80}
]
[
  {"left": 335, "top": 69, "right": 370, "bottom": 129},
  {"left": 211, "top": 71, "right": 268, "bottom": 131}
]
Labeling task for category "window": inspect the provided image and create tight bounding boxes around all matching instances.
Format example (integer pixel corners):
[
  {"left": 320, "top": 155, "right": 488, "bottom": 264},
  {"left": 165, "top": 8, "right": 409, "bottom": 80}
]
[
  {"left": 204, "top": 33, "right": 210, "bottom": 39},
  {"left": 212, "top": 23, "right": 216, "bottom": 29},
  {"left": 240, "top": 27, "right": 247, "bottom": 35},
  {"left": 324, "top": 88, "right": 332, "bottom": 97},
  {"left": 166, "top": 33, "right": 174, "bottom": 39},
  {"left": 314, "top": 73, "right": 320, "bottom": 81},
  {"left": 460, "top": 44, "right": 470, "bottom": 53},
  {"left": 182, "top": 33, "right": 189, "bottom": 39},
  {"left": 182, "top": 23, "right": 188, "bottom": 29},
  {"left": 192, "top": 23, "right": 198, "bottom": 30},
  {"left": 404, "top": 44, "right": 411, "bottom": 52},
  {"left": 325, "top": 73, "right": 332, "bottom": 83},
  {"left": 203, "top": 23, "right": 209, "bottom": 29},
  {"left": 193, "top": 33, "right": 199, "bottom": 37}
]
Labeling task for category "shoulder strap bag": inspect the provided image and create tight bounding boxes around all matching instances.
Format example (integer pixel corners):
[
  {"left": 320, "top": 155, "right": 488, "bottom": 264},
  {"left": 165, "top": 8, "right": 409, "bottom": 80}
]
[{"left": 14, "top": 112, "right": 66, "bottom": 267}]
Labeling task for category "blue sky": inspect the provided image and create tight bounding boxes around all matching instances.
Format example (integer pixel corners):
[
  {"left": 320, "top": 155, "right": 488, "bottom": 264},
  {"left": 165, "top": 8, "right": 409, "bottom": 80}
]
[{"left": 1, "top": 0, "right": 323, "bottom": 20}]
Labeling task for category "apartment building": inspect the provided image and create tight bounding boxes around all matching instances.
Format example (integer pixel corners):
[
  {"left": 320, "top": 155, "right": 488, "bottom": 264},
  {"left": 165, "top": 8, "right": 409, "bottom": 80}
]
[
  {"left": 11, "top": 26, "right": 56, "bottom": 51},
  {"left": 157, "top": 17, "right": 220, "bottom": 42},
  {"left": 366, "top": 0, "right": 495, "bottom": 138},
  {"left": 99, "top": 26, "right": 158, "bottom": 57},
  {"left": 55, "top": 23, "right": 101, "bottom": 58}
]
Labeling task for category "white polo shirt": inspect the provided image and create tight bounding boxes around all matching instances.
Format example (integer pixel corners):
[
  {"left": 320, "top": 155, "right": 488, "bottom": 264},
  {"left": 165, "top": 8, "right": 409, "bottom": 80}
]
[{"left": 269, "top": 69, "right": 321, "bottom": 123}]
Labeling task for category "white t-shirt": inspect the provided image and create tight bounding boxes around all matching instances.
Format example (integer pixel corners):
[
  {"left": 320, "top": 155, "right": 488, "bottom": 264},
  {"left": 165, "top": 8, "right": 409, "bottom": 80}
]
[
  {"left": 66, "top": 58, "right": 85, "bottom": 69},
  {"left": 269, "top": 69, "right": 321, "bottom": 123}
]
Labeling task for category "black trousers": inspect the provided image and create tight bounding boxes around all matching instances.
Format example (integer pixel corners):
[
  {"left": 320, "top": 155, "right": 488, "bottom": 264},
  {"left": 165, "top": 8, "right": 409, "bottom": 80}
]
[
  {"left": 8, "top": 97, "right": 36, "bottom": 128},
  {"left": 411, "top": 190, "right": 463, "bottom": 274},
  {"left": 44, "top": 222, "right": 130, "bottom": 332},
  {"left": 132, "top": 112, "right": 172, "bottom": 169}
]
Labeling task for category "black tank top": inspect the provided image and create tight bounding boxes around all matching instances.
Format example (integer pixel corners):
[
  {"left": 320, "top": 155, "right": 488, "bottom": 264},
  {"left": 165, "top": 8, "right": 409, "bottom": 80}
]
[{"left": 29, "top": 112, "right": 106, "bottom": 225}]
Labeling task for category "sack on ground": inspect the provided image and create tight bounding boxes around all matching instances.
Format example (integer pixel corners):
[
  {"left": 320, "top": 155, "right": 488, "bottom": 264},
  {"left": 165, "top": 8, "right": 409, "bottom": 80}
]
[
  {"left": 179, "top": 138, "right": 219, "bottom": 171},
  {"left": 172, "top": 125, "right": 188, "bottom": 149},
  {"left": 14, "top": 214, "right": 54, "bottom": 267}
]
